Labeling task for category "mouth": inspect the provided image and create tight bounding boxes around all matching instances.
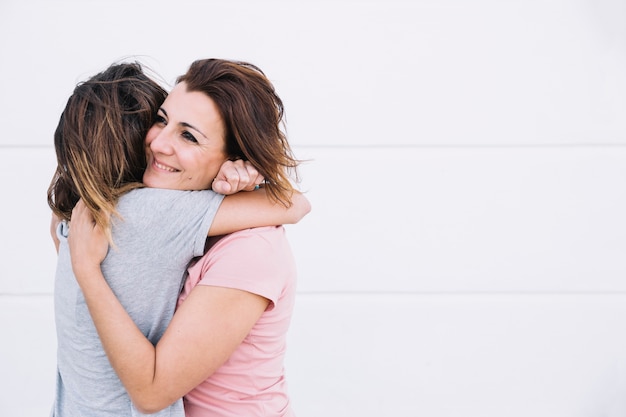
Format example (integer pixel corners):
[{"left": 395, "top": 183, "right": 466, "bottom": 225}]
[{"left": 152, "top": 158, "right": 179, "bottom": 173}]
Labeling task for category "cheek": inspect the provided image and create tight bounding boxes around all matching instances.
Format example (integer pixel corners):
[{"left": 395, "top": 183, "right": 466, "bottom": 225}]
[
  {"left": 198, "top": 156, "right": 227, "bottom": 183},
  {"left": 210, "top": 155, "right": 230, "bottom": 175}
]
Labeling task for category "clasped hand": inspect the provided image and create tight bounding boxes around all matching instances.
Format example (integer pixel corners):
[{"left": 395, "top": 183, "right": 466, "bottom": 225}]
[{"left": 211, "top": 160, "right": 264, "bottom": 194}]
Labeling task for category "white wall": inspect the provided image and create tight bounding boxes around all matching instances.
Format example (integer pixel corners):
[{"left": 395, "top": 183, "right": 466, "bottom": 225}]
[{"left": 1, "top": 0, "right": 626, "bottom": 415}]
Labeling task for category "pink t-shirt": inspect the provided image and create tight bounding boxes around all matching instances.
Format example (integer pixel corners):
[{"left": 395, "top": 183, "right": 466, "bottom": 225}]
[{"left": 177, "top": 226, "right": 297, "bottom": 417}]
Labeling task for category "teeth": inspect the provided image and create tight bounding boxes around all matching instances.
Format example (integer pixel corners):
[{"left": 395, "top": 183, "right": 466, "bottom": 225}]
[{"left": 155, "top": 161, "right": 177, "bottom": 172}]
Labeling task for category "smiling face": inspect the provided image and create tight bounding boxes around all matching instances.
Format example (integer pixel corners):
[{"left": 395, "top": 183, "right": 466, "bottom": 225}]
[{"left": 142, "top": 82, "right": 228, "bottom": 190}]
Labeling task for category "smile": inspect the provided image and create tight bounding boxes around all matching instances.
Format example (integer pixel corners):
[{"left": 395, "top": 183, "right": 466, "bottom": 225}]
[{"left": 153, "top": 160, "right": 179, "bottom": 172}]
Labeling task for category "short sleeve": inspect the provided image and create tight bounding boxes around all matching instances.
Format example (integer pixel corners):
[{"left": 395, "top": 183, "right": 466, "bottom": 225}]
[{"left": 185, "top": 226, "right": 294, "bottom": 307}]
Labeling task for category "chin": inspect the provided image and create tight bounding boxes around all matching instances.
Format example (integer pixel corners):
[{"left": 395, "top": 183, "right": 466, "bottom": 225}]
[{"left": 142, "top": 175, "right": 162, "bottom": 189}]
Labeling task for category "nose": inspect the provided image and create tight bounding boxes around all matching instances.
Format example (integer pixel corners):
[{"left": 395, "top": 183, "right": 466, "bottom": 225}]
[{"left": 148, "top": 125, "right": 174, "bottom": 155}]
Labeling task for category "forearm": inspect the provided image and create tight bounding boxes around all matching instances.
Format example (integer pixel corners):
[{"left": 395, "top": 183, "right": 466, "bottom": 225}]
[
  {"left": 68, "top": 200, "right": 180, "bottom": 411},
  {"left": 74, "top": 267, "right": 168, "bottom": 411},
  {"left": 210, "top": 189, "right": 311, "bottom": 236}
]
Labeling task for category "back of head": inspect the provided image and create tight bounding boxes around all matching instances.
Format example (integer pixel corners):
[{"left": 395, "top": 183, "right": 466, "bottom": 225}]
[
  {"left": 177, "top": 59, "right": 299, "bottom": 206},
  {"left": 48, "top": 62, "right": 167, "bottom": 236}
]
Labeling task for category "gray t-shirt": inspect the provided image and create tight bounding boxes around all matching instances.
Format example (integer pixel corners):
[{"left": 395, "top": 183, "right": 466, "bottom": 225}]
[{"left": 52, "top": 187, "right": 224, "bottom": 417}]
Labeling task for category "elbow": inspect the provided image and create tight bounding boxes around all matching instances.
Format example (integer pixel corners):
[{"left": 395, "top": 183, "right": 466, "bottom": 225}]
[
  {"left": 133, "top": 405, "right": 158, "bottom": 415},
  {"left": 298, "top": 197, "right": 312, "bottom": 222},
  {"left": 290, "top": 193, "right": 312, "bottom": 223},
  {"left": 131, "top": 394, "right": 175, "bottom": 415},
  {"left": 133, "top": 402, "right": 167, "bottom": 415}
]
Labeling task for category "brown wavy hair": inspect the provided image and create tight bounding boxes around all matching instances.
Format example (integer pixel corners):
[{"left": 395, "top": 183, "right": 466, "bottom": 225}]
[
  {"left": 47, "top": 62, "right": 167, "bottom": 241},
  {"left": 177, "top": 59, "right": 300, "bottom": 206}
]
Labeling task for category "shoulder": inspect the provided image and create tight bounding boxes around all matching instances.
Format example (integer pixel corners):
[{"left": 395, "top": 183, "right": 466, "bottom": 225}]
[
  {"left": 213, "top": 226, "right": 288, "bottom": 253},
  {"left": 189, "top": 226, "right": 296, "bottom": 303},
  {"left": 116, "top": 189, "right": 223, "bottom": 218},
  {"left": 119, "top": 188, "right": 220, "bottom": 205},
  {"left": 209, "top": 226, "right": 294, "bottom": 279},
  {"left": 198, "top": 226, "right": 293, "bottom": 270}
]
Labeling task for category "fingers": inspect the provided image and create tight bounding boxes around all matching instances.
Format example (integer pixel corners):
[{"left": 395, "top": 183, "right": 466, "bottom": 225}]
[
  {"left": 68, "top": 199, "right": 109, "bottom": 271},
  {"left": 212, "top": 160, "right": 265, "bottom": 195},
  {"left": 212, "top": 178, "right": 232, "bottom": 195},
  {"left": 69, "top": 200, "right": 103, "bottom": 249},
  {"left": 71, "top": 199, "right": 94, "bottom": 227},
  {"left": 241, "top": 160, "right": 264, "bottom": 191}
]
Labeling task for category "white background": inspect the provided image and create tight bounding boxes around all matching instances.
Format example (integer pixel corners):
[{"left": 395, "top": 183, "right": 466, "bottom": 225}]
[{"left": 1, "top": 0, "right": 626, "bottom": 415}]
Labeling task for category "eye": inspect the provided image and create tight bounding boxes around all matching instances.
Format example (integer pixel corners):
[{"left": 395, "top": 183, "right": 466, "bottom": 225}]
[
  {"left": 181, "top": 131, "right": 198, "bottom": 143},
  {"left": 154, "top": 114, "right": 167, "bottom": 125}
]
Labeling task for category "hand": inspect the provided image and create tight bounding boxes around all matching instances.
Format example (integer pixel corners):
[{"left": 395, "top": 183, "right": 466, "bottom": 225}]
[
  {"left": 212, "top": 159, "right": 264, "bottom": 195},
  {"left": 68, "top": 199, "right": 109, "bottom": 279}
]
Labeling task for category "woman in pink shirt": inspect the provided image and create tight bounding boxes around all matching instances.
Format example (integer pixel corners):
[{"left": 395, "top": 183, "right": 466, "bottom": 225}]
[
  {"left": 69, "top": 58, "right": 302, "bottom": 416},
  {"left": 179, "top": 225, "right": 297, "bottom": 416}
]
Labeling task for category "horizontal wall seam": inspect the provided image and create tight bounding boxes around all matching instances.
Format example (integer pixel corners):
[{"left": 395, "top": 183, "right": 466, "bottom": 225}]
[{"left": 4, "top": 143, "right": 626, "bottom": 150}]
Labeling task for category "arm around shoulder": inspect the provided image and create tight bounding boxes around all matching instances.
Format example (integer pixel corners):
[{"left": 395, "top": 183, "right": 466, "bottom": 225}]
[{"left": 208, "top": 188, "right": 311, "bottom": 236}]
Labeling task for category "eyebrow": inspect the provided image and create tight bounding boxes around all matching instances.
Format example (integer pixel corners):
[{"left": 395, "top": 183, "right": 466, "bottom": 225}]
[{"left": 159, "top": 107, "right": 208, "bottom": 139}]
